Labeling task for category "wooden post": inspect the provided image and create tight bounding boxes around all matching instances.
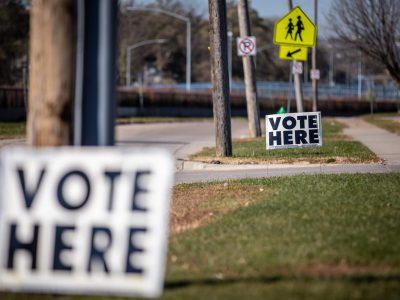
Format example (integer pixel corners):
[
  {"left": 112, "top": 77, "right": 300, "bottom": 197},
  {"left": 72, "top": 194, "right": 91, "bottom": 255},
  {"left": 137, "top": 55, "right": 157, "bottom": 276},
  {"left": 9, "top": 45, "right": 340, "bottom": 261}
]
[
  {"left": 237, "top": 0, "right": 261, "bottom": 138},
  {"left": 208, "top": 0, "right": 232, "bottom": 157},
  {"left": 287, "top": 0, "right": 304, "bottom": 112},
  {"left": 28, "top": 0, "right": 76, "bottom": 146},
  {"left": 311, "top": 0, "right": 318, "bottom": 112}
]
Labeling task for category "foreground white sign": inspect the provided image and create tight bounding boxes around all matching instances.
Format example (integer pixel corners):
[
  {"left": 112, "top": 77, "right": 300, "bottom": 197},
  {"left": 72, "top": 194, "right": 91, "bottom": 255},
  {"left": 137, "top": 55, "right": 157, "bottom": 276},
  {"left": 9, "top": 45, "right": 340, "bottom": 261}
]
[
  {"left": 266, "top": 112, "right": 322, "bottom": 150},
  {"left": 0, "top": 148, "right": 174, "bottom": 298}
]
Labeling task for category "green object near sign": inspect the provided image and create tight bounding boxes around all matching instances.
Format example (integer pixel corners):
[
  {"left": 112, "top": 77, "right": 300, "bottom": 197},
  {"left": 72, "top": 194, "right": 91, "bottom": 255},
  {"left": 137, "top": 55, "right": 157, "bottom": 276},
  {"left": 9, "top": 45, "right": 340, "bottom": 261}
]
[{"left": 277, "top": 107, "right": 287, "bottom": 114}]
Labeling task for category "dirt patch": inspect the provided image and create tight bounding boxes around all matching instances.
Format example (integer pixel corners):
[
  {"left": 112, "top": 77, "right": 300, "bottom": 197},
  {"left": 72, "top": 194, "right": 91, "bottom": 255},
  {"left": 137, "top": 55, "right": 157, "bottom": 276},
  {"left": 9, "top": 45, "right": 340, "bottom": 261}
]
[{"left": 170, "top": 183, "right": 268, "bottom": 235}]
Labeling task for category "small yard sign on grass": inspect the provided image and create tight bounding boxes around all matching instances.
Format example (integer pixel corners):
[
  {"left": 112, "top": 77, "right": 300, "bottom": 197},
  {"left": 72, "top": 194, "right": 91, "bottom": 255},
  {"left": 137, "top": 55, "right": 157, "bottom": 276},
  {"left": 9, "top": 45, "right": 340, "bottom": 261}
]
[
  {"left": 266, "top": 112, "right": 322, "bottom": 150},
  {"left": 0, "top": 148, "right": 174, "bottom": 298}
]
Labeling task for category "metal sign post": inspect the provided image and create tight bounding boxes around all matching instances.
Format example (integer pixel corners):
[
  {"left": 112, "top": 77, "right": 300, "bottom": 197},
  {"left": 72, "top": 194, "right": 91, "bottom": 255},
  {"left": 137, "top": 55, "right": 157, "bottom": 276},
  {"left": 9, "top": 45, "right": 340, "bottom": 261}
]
[
  {"left": 274, "top": 6, "right": 317, "bottom": 113},
  {"left": 74, "top": 0, "right": 118, "bottom": 146}
]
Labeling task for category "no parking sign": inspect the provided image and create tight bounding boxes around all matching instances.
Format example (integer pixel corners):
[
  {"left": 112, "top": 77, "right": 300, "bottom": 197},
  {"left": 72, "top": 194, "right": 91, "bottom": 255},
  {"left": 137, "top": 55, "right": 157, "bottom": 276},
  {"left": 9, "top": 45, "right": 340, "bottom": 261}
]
[{"left": 237, "top": 36, "right": 256, "bottom": 56}]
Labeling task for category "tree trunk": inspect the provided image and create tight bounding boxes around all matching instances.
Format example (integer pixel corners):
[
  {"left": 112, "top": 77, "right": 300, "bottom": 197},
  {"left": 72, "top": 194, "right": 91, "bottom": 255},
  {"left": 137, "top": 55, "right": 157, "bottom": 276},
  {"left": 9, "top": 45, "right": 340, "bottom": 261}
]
[
  {"left": 208, "top": 0, "right": 232, "bottom": 157},
  {"left": 28, "top": 0, "right": 76, "bottom": 146},
  {"left": 237, "top": 0, "right": 261, "bottom": 138}
]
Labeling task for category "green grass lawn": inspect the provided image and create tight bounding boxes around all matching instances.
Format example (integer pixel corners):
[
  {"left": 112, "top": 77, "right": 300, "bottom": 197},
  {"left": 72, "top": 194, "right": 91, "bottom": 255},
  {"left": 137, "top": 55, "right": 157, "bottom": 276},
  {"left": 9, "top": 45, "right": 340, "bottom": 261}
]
[
  {"left": 192, "top": 119, "right": 379, "bottom": 164},
  {"left": 165, "top": 173, "right": 400, "bottom": 299},
  {"left": 0, "top": 122, "right": 26, "bottom": 139},
  {"left": 363, "top": 113, "right": 400, "bottom": 135},
  {"left": 1, "top": 173, "right": 400, "bottom": 299}
]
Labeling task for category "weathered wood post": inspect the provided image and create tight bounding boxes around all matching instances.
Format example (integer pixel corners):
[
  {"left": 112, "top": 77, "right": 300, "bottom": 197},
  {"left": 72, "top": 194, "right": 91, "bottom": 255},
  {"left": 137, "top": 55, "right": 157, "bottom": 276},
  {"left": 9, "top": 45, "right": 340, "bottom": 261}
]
[
  {"left": 237, "top": 0, "right": 261, "bottom": 137},
  {"left": 208, "top": 0, "right": 232, "bottom": 157},
  {"left": 28, "top": 0, "right": 76, "bottom": 146}
]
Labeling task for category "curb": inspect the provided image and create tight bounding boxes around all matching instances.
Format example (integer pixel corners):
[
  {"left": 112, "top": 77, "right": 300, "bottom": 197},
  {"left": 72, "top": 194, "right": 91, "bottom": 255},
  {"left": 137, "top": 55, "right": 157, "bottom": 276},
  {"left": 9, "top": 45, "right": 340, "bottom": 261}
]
[{"left": 176, "top": 159, "right": 400, "bottom": 172}]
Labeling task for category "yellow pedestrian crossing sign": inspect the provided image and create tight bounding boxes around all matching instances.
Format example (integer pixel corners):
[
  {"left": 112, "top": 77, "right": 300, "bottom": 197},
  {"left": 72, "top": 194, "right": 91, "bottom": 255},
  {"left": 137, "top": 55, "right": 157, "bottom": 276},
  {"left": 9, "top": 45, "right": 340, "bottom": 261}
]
[
  {"left": 279, "top": 45, "right": 308, "bottom": 61},
  {"left": 274, "top": 6, "right": 316, "bottom": 47}
]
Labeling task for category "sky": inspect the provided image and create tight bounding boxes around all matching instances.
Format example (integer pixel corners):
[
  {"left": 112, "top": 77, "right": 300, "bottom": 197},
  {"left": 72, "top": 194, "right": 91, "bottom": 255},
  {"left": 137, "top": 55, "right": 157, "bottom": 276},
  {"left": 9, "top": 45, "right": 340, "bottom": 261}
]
[{"left": 136, "top": 0, "right": 335, "bottom": 36}]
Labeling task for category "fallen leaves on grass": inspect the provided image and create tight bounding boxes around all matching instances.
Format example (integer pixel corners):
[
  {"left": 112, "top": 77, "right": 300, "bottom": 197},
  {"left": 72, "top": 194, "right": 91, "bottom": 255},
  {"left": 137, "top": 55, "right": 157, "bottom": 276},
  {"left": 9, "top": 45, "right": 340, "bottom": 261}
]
[{"left": 170, "top": 183, "right": 268, "bottom": 235}]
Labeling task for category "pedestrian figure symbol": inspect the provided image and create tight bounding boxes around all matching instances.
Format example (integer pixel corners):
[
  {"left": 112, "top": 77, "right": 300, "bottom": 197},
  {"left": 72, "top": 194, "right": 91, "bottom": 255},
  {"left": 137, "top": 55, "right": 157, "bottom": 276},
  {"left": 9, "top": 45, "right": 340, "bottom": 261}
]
[
  {"left": 273, "top": 6, "right": 316, "bottom": 48},
  {"left": 285, "top": 18, "right": 294, "bottom": 40},
  {"left": 294, "top": 16, "right": 304, "bottom": 42}
]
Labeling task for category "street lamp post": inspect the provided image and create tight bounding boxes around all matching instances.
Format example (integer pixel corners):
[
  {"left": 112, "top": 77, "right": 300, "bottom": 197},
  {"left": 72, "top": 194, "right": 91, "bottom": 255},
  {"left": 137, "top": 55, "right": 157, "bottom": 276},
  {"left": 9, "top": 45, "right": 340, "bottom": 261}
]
[
  {"left": 125, "top": 7, "right": 191, "bottom": 91},
  {"left": 227, "top": 31, "right": 233, "bottom": 92},
  {"left": 125, "top": 39, "right": 167, "bottom": 87}
]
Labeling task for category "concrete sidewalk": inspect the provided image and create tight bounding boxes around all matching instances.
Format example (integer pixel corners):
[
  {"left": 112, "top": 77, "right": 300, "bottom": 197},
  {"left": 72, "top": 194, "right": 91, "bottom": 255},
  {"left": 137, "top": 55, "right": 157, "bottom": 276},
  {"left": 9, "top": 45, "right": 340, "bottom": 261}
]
[
  {"left": 1, "top": 117, "right": 399, "bottom": 184},
  {"left": 175, "top": 117, "right": 400, "bottom": 183},
  {"left": 337, "top": 117, "right": 400, "bottom": 165}
]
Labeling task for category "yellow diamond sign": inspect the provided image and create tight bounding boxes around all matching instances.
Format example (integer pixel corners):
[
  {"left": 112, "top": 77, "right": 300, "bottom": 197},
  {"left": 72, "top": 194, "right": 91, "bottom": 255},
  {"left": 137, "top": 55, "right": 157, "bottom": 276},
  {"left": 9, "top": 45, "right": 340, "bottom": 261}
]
[{"left": 274, "top": 6, "right": 316, "bottom": 47}]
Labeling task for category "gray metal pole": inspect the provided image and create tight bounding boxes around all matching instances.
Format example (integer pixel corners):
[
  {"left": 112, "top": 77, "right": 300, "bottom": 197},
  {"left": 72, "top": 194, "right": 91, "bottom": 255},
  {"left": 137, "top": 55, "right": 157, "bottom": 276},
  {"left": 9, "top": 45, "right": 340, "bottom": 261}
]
[
  {"left": 311, "top": 0, "right": 318, "bottom": 111},
  {"left": 358, "top": 60, "right": 362, "bottom": 99},
  {"left": 209, "top": 0, "right": 232, "bottom": 157},
  {"left": 329, "top": 49, "right": 334, "bottom": 86},
  {"left": 287, "top": 0, "right": 293, "bottom": 10},
  {"left": 76, "top": 0, "right": 117, "bottom": 146},
  {"left": 287, "top": 62, "right": 293, "bottom": 113},
  {"left": 294, "top": 72, "right": 304, "bottom": 112},
  {"left": 237, "top": 0, "right": 261, "bottom": 137},
  {"left": 126, "top": 46, "right": 131, "bottom": 87},
  {"left": 228, "top": 31, "right": 233, "bottom": 92},
  {"left": 186, "top": 21, "right": 191, "bottom": 91},
  {"left": 287, "top": 0, "right": 304, "bottom": 112}
]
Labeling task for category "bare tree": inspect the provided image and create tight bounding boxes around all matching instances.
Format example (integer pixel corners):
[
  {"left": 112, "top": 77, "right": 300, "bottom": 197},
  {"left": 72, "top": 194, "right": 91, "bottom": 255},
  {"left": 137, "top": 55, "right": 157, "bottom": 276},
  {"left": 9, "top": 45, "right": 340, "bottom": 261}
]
[{"left": 329, "top": 0, "right": 400, "bottom": 84}]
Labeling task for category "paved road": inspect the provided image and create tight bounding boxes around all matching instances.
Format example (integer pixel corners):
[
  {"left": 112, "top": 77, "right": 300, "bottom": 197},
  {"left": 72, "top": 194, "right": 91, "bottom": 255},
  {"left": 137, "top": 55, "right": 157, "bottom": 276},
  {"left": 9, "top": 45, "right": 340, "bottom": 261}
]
[
  {"left": 2, "top": 117, "right": 399, "bottom": 184},
  {"left": 117, "top": 117, "right": 400, "bottom": 183},
  {"left": 116, "top": 119, "right": 249, "bottom": 161}
]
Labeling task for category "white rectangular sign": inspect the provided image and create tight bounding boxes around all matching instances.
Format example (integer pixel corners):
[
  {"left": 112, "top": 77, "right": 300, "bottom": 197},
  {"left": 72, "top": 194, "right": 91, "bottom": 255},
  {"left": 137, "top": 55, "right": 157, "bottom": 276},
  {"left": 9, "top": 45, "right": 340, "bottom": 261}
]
[
  {"left": 292, "top": 61, "right": 303, "bottom": 74},
  {"left": 310, "top": 69, "right": 320, "bottom": 80},
  {"left": 0, "top": 147, "right": 174, "bottom": 298},
  {"left": 266, "top": 112, "right": 322, "bottom": 150},
  {"left": 237, "top": 36, "right": 257, "bottom": 56}
]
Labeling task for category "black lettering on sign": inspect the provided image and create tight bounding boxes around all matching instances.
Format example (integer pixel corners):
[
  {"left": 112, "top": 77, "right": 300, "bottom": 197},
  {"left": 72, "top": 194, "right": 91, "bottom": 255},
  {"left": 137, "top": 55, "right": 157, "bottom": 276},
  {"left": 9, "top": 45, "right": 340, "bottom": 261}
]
[
  {"left": 7, "top": 223, "right": 39, "bottom": 270},
  {"left": 282, "top": 116, "right": 296, "bottom": 130},
  {"left": 131, "top": 170, "right": 151, "bottom": 212},
  {"left": 283, "top": 131, "right": 293, "bottom": 144},
  {"left": 295, "top": 130, "right": 308, "bottom": 144},
  {"left": 309, "top": 129, "right": 320, "bottom": 144},
  {"left": 57, "top": 170, "right": 91, "bottom": 210},
  {"left": 268, "top": 117, "right": 281, "bottom": 130},
  {"left": 87, "top": 227, "right": 113, "bottom": 273},
  {"left": 125, "top": 227, "right": 147, "bottom": 274},
  {"left": 308, "top": 115, "right": 318, "bottom": 128},
  {"left": 269, "top": 131, "right": 282, "bottom": 146},
  {"left": 297, "top": 115, "right": 307, "bottom": 128},
  {"left": 104, "top": 171, "right": 121, "bottom": 211},
  {"left": 17, "top": 167, "right": 46, "bottom": 210},
  {"left": 52, "top": 225, "right": 75, "bottom": 272}
]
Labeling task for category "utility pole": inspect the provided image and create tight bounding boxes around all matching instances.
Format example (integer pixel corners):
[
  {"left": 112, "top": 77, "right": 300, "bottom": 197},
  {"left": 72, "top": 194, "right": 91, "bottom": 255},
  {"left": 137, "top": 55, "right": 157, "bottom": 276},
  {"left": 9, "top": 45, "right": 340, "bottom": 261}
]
[
  {"left": 208, "top": 0, "right": 232, "bottom": 157},
  {"left": 311, "top": 0, "right": 318, "bottom": 111},
  {"left": 237, "top": 0, "right": 261, "bottom": 137},
  {"left": 287, "top": 0, "right": 304, "bottom": 112},
  {"left": 28, "top": 0, "right": 76, "bottom": 146},
  {"left": 74, "top": 0, "right": 117, "bottom": 146}
]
